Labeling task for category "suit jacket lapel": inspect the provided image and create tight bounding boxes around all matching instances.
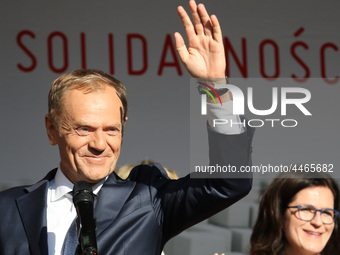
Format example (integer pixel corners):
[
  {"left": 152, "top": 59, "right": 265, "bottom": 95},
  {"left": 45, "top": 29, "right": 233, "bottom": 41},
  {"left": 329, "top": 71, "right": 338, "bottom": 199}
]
[
  {"left": 95, "top": 173, "right": 136, "bottom": 236},
  {"left": 16, "top": 180, "right": 49, "bottom": 255},
  {"left": 15, "top": 169, "right": 56, "bottom": 255}
]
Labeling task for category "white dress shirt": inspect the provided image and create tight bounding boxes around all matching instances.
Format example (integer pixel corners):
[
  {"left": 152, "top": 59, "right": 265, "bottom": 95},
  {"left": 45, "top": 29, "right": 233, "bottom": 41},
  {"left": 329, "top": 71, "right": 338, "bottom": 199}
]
[{"left": 46, "top": 169, "right": 105, "bottom": 255}]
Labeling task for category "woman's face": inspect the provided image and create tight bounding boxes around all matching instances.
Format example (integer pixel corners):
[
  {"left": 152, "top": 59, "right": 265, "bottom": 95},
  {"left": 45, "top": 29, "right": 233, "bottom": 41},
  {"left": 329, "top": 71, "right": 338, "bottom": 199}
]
[{"left": 283, "top": 186, "right": 335, "bottom": 255}]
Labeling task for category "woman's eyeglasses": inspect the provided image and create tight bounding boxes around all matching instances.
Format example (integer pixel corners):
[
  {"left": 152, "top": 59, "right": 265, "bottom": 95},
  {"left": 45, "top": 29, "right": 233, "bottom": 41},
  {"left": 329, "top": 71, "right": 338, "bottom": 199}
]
[{"left": 287, "top": 205, "right": 339, "bottom": 225}]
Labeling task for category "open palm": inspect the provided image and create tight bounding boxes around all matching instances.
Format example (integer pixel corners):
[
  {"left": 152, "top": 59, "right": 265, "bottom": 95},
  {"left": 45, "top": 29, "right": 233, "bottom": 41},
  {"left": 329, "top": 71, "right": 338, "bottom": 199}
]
[{"left": 175, "top": 0, "right": 226, "bottom": 79}]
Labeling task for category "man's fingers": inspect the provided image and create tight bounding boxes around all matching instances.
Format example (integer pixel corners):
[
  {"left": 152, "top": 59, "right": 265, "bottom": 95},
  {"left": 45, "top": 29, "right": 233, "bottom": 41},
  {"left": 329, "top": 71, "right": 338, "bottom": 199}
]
[
  {"left": 179, "top": 1, "right": 219, "bottom": 40},
  {"left": 177, "top": 5, "right": 197, "bottom": 40},
  {"left": 189, "top": 0, "right": 204, "bottom": 35},
  {"left": 174, "top": 32, "right": 189, "bottom": 63},
  {"left": 211, "top": 14, "right": 223, "bottom": 43},
  {"left": 197, "top": 3, "right": 213, "bottom": 37}
]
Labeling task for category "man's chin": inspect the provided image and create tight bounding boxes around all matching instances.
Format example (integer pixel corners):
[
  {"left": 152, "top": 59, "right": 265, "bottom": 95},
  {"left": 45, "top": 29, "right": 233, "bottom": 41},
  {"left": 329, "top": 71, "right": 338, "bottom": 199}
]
[{"left": 79, "top": 168, "right": 112, "bottom": 183}]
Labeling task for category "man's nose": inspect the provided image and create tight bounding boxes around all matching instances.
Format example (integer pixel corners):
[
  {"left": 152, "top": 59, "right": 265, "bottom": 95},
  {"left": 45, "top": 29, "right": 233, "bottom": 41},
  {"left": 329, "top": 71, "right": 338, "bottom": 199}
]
[{"left": 89, "top": 130, "right": 107, "bottom": 152}]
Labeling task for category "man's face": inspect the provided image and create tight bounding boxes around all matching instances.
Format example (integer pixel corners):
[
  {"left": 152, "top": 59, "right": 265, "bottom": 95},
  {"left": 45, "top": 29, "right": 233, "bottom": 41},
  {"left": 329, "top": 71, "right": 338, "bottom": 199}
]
[{"left": 46, "top": 85, "right": 124, "bottom": 184}]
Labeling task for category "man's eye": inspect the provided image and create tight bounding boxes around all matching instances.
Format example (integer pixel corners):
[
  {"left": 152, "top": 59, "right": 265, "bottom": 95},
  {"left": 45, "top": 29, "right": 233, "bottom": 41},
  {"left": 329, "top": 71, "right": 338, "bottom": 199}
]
[
  {"left": 75, "top": 127, "right": 90, "bottom": 136},
  {"left": 107, "top": 128, "right": 120, "bottom": 136}
]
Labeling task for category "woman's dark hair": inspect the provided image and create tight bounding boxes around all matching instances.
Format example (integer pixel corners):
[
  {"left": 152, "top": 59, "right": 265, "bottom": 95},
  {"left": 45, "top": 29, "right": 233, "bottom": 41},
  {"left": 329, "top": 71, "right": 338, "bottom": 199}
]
[{"left": 250, "top": 170, "right": 340, "bottom": 255}]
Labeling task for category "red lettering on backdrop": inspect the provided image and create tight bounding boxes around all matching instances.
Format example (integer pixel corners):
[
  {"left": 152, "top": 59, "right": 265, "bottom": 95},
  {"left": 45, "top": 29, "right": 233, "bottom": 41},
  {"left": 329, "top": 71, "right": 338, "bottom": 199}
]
[
  {"left": 320, "top": 43, "right": 339, "bottom": 84},
  {"left": 127, "top": 34, "right": 148, "bottom": 75},
  {"left": 158, "top": 34, "right": 182, "bottom": 75},
  {"left": 15, "top": 29, "right": 338, "bottom": 82},
  {"left": 290, "top": 27, "right": 310, "bottom": 82},
  {"left": 259, "top": 39, "right": 280, "bottom": 79},
  {"left": 16, "top": 30, "right": 37, "bottom": 72},
  {"left": 47, "top": 31, "right": 69, "bottom": 73},
  {"left": 108, "top": 33, "right": 114, "bottom": 75},
  {"left": 224, "top": 37, "right": 248, "bottom": 78},
  {"left": 80, "top": 32, "right": 86, "bottom": 69},
  {"left": 290, "top": 41, "right": 310, "bottom": 82}
]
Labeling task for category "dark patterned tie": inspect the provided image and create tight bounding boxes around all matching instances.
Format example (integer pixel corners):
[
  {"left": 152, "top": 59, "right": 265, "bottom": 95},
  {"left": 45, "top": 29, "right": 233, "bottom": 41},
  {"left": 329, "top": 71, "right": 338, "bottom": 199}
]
[{"left": 62, "top": 218, "right": 78, "bottom": 255}]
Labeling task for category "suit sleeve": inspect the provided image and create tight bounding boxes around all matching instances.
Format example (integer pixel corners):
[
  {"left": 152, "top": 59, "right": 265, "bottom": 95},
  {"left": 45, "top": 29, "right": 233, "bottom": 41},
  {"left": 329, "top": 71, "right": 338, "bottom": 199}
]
[{"left": 158, "top": 124, "right": 255, "bottom": 245}]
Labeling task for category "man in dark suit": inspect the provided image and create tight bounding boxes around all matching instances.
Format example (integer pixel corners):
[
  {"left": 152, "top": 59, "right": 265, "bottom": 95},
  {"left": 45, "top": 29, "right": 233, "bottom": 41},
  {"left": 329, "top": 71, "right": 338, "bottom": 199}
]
[{"left": 0, "top": 1, "right": 254, "bottom": 254}]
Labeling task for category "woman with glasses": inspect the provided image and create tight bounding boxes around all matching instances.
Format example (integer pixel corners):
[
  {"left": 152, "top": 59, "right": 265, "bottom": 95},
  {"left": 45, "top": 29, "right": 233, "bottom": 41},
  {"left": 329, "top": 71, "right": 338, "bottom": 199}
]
[{"left": 250, "top": 170, "right": 340, "bottom": 255}]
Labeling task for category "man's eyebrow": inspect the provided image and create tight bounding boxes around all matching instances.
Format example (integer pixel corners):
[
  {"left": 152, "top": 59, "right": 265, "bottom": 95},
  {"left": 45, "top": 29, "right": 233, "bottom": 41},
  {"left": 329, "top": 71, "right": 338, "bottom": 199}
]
[
  {"left": 109, "top": 122, "right": 123, "bottom": 128},
  {"left": 73, "top": 121, "right": 122, "bottom": 128},
  {"left": 73, "top": 121, "right": 89, "bottom": 127}
]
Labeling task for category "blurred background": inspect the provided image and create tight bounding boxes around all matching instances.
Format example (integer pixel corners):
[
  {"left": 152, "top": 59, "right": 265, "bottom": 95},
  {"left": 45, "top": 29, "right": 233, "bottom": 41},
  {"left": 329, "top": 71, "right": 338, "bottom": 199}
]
[{"left": 1, "top": 1, "right": 339, "bottom": 254}]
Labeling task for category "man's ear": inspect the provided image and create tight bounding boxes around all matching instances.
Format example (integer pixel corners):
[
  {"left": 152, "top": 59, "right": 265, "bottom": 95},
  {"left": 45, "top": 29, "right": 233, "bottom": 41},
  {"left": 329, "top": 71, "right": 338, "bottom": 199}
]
[{"left": 45, "top": 114, "right": 58, "bottom": 146}]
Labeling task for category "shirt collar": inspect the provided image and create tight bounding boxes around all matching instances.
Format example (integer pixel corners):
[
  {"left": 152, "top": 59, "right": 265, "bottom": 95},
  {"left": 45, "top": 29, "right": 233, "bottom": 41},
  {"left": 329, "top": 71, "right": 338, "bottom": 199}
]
[{"left": 50, "top": 167, "right": 107, "bottom": 202}]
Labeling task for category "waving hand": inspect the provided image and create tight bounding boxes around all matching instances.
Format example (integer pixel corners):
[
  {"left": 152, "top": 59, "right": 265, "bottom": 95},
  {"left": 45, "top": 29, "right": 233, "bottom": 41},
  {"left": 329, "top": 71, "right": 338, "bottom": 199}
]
[{"left": 175, "top": 0, "right": 226, "bottom": 79}]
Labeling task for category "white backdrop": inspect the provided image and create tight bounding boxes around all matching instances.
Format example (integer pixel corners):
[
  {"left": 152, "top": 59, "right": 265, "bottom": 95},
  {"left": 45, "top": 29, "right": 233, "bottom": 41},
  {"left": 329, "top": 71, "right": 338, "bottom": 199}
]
[{"left": 1, "top": 0, "right": 339, "bottom": 187}]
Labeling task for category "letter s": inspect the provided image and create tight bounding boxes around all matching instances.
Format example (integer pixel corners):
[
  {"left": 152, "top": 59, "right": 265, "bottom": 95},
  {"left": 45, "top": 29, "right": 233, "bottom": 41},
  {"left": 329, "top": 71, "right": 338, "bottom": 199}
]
[{"left": 16, "top": 30, "right": 37, "bottom": 72}]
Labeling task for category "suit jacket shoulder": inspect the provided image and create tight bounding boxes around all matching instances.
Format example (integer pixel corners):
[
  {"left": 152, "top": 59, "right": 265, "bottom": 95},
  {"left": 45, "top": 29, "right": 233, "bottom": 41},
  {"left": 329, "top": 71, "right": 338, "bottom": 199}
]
[{"left": 0, "top": 169, "right": 56, "bottom": 255}]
